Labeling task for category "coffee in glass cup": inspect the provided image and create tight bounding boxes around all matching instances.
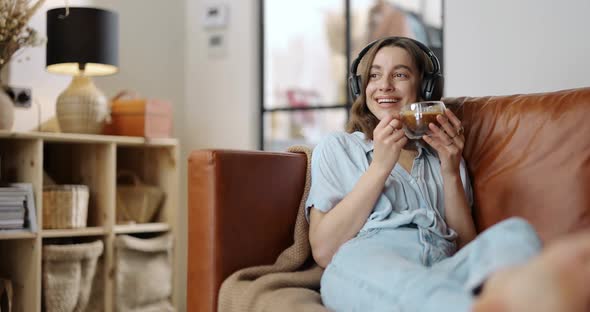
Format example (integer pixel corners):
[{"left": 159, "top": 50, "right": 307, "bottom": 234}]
[{"left": 400, "top": 101, "right": 446, "bottom": 140}]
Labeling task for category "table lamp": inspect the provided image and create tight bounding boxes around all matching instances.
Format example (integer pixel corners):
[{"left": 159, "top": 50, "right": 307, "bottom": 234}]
[{"left": 46, "top": 7, "right": 119, "bottom": 134}]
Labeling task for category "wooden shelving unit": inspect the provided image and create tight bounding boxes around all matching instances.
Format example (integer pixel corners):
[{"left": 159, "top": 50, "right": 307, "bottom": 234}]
[
  {"left": 114, "top": 222, "right": 170, "bottom": 234},
  {"left": 0, "top": 231, "right": 37, "bottom": 240},
  {"left": 0, "top": 130, "right": 179, "bottom": 312},
  {"left": 42, "top": 227, "right": 106, "bottom": 238}
]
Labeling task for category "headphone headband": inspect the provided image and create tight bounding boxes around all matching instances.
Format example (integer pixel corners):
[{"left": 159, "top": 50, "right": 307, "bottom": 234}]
[{"left": 348, "top": 36, "right": 443, "bottom": 101}]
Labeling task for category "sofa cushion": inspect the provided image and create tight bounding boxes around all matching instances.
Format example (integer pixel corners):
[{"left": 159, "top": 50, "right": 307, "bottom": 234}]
[{"left": 444, "top": 87, "right": 590, "bottom": 242}]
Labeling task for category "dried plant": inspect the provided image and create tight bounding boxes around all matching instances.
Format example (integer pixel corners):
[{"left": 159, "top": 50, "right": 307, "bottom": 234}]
[{"left": 0, "top": 0, "right": 46, "bottom": 72}]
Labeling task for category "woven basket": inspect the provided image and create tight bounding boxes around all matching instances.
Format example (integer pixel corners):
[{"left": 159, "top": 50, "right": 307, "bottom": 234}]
[
  {"left": 116, "top": 171, "right": 165, "bottom": 224},
  {"left": 42, "top": 240, "right": 104, "bottom": 312},
  {"left": 43, "top": 185, "right": 89, "bottom": 229}
]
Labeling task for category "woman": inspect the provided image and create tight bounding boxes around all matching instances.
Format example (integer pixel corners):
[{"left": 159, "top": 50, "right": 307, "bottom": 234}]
[{"left": 305, "top": 36, "right": 543, "bottom": 311}]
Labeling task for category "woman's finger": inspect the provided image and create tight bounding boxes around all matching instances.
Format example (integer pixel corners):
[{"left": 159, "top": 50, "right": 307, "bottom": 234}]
[
  {"left": 386, "top": 134, "right": 407, "bottom": 145},
  {"left": 422, "top": 133, "right": 447, "bottom": 152},
  {"left": 429, "top": 122, "right": 453, "bottom": 146},
  {"left": 376, "top": 114, "right": 394, "bottom": 130},
  {"left": 374, "top": 115, "right": 395, "bottom": 139},
  {"left": 392, "top": 128, "right": 406, "bottom": 140},
  {"left": 389, "top": 118, "right": 403, "bottom": 130},
  {"left": 384, "top": 128, "right": 406, "bottom": 145},
  {"left": 436, "top": 114, "right": 459, "bottom": 140},
  {"left": 444, "top": 109, "right": 463, "bottom": 130}
]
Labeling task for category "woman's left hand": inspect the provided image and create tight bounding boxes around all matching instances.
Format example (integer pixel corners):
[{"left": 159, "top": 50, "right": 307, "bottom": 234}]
[{"left": 422, "top": 109, "right": 465, "bottom": 176}]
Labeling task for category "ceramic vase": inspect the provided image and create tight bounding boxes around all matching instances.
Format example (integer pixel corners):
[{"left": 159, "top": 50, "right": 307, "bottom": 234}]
[
  {"left": 56, "top": 75, "right": 109, "bottom": 134},
  {"left": 0, "top": 84, "right": 14, "bottom": 131}
]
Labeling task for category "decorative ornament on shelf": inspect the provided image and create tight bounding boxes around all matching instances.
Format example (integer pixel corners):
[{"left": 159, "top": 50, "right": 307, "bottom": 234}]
[
  {"left": 46, "top": 7, "right": 119, "bottom": 134},
  {"left": 0, "top": 0, "right": 46, "bottom": 131}
]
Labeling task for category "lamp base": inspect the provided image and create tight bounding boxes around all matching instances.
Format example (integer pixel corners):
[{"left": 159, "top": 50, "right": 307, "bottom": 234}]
[{"left": 56, "top": 75, "right": 109, "bottom": 134}]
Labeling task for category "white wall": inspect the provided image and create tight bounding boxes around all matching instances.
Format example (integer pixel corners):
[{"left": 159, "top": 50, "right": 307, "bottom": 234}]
[
  {"left": 445, "top": 0, "right": 590, "bottom": 97},
  {"left": 185, "top": 0, "right": 259, "bottom": 150}
]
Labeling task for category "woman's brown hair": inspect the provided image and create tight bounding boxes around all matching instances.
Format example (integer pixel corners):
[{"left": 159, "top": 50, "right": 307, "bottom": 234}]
[{"left": 345, "top": 37, "right": 441, "bottom": 139}]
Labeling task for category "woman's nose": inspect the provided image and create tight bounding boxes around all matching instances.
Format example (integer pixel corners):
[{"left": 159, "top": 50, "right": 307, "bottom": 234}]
[{"left": 378, "top": 77, "right": 395, "bottom": 91}]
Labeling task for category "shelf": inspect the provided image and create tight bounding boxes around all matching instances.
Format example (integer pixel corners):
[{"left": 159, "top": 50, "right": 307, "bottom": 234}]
[
  {"left": 0, "top": 231, "right": 37, "bottom": 240},
  {"left": 42, "top": 227, "right": 106, "bottom": 238},
  {"left": 114, "top": 222, "right": 170, "bottom": 234},
  {"left": 0, "top": 130, "right": 178, "bottom": 147},
  {"left": 0, "top": 133, "right": 179, "bottom": 311}
]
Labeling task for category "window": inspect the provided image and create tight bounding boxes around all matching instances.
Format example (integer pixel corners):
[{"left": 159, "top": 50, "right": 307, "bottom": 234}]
[{"left": 261, "top": 0, "right": 443, "bottom": 150}]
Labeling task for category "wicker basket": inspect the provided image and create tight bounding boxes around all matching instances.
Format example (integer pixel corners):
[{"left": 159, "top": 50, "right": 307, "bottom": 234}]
[
  {"left": 116, "top": 171, "right": 165, "bottom": 224},
  {"left": 43, "top": 185, "right": 89, "bottom": 229}
]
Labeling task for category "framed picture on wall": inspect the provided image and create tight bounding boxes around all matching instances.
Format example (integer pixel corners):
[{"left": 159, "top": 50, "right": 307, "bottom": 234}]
[{"left": 260, "top": 0, "right": 444, "bottom": 151}]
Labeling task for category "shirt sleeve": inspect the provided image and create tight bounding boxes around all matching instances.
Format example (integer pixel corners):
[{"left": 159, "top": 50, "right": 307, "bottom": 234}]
[{"left": 305, "top": 133, "right": 367, "bottom": 222}]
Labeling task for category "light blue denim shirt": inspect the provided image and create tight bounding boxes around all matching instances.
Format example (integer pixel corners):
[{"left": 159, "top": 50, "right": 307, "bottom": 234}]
[{"left": 305, "top": 131, "right": 473, "bottom": 247}]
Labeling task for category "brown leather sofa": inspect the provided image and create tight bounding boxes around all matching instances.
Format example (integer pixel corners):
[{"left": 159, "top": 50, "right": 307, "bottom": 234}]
[{"left": 187, "top": 87, "right": 590, "bottom": 312}]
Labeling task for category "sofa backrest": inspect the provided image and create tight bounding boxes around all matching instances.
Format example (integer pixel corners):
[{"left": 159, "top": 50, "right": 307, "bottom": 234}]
[{"left": 445, "top": 87, "right": 590, "bottom": 242}]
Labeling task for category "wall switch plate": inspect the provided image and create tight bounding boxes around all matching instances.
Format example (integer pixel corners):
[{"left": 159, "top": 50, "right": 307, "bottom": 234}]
[
  {"left": 202, "top": 4, "right": 228, "bottom": 29},
  {"left": 3, "top": 86, "right": 32, "bottom": 108},
  {"left": 208, "top": 32, "right": 227, "bottom": 58}
]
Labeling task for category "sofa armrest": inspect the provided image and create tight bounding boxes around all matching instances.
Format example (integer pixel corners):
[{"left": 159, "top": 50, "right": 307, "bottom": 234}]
[{"left": 187, "top": 149, "right": 307, "bottom": 312}]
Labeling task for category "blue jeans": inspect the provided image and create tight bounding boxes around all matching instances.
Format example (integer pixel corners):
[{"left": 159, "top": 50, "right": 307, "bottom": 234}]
[{"left": 320, "top": 217, "right": 542, "bottom": 312}]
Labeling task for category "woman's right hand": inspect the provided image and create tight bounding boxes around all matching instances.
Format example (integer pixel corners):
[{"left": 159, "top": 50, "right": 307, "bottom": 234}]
[
  {"left": 309, "top": 114, "right": 407, "bottom": 267},
  {"left": 371, "top": 114, "right": 407, "bottom": 175}
]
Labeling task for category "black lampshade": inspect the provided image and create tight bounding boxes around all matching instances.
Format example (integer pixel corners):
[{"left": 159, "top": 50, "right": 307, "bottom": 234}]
[{"left": 46, "top": 7, "right": 119, "bottom": 76}]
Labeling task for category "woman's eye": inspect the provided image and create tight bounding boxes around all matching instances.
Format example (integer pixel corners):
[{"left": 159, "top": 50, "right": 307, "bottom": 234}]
[
  {"left": 369, "top": 73, "right": 379, "bottom": 79},
  {"left": 394, "top": 73, "right": 408, "bottom": 79}
]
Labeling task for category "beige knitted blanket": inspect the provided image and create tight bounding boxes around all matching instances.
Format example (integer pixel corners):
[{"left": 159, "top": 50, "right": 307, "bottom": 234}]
[{"left": 217, "top": 145, "right": 329, "bottom": 312}]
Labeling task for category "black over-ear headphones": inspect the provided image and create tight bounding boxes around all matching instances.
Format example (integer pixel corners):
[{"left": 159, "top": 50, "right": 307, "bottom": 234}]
[{"left": 348, "top": 36, "right": 443, "bottom": 101}]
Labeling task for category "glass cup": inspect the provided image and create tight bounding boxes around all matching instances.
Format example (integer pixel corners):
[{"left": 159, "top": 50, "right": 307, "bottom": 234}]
[{"left": 400, "top": 100, "right": 446, "bottom": 140}]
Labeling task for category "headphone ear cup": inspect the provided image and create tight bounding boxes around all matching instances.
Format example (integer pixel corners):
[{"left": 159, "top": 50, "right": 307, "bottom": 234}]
[
  {"left": 355, "top": 75, "right": 362, "bottom": 99},
  {"left": 421, "top": 76, "right": 434, "bottom": 101},
  {"left": 421, "top": 74, "right": 444, "bottom": 101},
  {"left": 429, "top": 73, "right": 444, "bottom": 101},
  {"left": 348, "top": 75, "right": 362, "bottom": 101}
]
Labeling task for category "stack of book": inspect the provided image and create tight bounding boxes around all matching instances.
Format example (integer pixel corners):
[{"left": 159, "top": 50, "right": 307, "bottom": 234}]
[{"left": 0, "top": 183, "right": 37, "bottom": 232}]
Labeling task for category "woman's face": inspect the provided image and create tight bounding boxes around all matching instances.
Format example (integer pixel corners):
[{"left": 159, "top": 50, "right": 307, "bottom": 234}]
[{"left": 365, "top": 46, "right": 419, "bottom": 120}]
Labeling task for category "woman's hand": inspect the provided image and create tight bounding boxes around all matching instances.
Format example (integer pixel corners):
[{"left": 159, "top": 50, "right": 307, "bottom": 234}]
[
  {"left": 422, "top": 109, "right": 465, "bottom": 176},
  {"left": 371, "top": 114, "right": 408, "bottom": 175},
  {"left": 423, "top": 109, "right": 475, "bottom": 247}
]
